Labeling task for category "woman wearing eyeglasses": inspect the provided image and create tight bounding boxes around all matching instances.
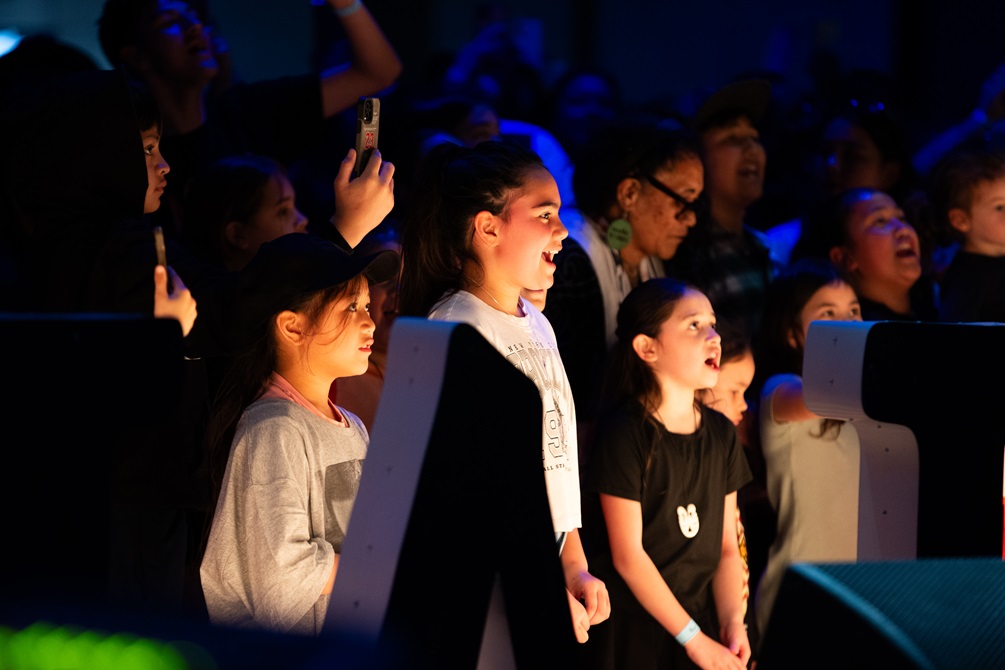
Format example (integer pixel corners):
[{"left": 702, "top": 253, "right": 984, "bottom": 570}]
[{"left": 543, "top": 119, "right": 704, "bottom": 460}]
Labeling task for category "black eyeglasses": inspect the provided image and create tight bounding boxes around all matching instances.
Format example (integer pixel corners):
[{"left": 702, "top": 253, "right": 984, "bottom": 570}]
[{"left": 645, "top": 175, "right": 704, "bottom": 220}]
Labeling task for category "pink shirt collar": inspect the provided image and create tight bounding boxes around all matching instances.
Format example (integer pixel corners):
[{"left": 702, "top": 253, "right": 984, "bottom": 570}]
[{"left": 260, "top": 372, "right": 347, "bottom": 427}]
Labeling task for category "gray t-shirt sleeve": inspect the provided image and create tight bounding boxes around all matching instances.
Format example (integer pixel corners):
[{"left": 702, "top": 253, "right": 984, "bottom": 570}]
[{"left": 201, "top": 400, "right": 367, "bottom": 635}]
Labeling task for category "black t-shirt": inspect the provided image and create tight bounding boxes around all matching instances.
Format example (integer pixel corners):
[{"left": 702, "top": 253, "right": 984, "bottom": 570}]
[
  {"left": 938, "top": 251, "right": 1005, "bottom": 323},
  {"left": 583, "top": 400, "right": 752, "bottom": 618},
  {"left": 859, "top": 274, "right": 939, "bottom": 322}
]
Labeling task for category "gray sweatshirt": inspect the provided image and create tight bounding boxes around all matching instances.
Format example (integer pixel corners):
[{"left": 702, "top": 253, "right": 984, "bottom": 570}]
[{"left": 200, "top": 398, "right": 368, "bottom": 635}]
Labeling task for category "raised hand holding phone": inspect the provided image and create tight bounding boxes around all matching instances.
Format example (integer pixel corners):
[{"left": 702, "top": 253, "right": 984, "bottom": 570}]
[
  {"left": 353, "top": 97, "right": 380, "bottom": 178},
  {"left": 153, "top": 264, "right": 198, "bottom": 337},
  {"left": 153, "top": 224, "right": 174, "bottom": 295},
  {"left": 331, "top": 96, "right": 394, "bottom": 248},
  {"left": 332, "top": 146, "right": 395, "bottom": 248}
]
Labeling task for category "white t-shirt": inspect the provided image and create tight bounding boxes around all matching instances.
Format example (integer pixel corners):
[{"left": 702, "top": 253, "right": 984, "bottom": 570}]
[{"left": 428, "top": 290, "right": 582, "bottom": 534}]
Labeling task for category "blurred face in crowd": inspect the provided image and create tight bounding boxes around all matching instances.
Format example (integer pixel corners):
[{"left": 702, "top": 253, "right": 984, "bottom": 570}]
[
  {"left": 698, "top": 348, "right": 755, "bottom": 426},
  {"left": 701, "top": 115, "right": 766, "bottom": 211},
  {"left": 365, "top": 239, "right": 402, "bottom": 356},
  {"left": 225, "top": 172, "right": 308, "bottom": 272},
  {"left": 453, "top": 103, "right": 501, "bottom": 148},
  {"left": 556, "top": 73, "right": 616, "bottom": 127},
  {"left": 368, "top": 277, "right": 398, "bottom": 356},
  {"left": 818, "top": 117, "right": 900, "bottom": 196},
  {"left": 132, "top": 0, "right": 218, "bottom": 87},
  {"left": 553, "top": 72, "right": 617, "bottom": 153}
]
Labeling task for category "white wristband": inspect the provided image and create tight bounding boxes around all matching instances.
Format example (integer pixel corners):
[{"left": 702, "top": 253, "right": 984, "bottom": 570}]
[{"left": 675, "top": 618, "right": 700, "bottom": 646}]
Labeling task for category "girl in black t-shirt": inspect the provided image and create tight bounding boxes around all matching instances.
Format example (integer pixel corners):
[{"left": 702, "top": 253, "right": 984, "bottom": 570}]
[{"left": 582, "top": 277, "right": 753, "bottom": 670}]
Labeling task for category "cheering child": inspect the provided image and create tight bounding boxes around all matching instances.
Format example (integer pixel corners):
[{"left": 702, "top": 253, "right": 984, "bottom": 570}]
[{"left": 399, "top": 139, "right": 611, "bottom": 643}]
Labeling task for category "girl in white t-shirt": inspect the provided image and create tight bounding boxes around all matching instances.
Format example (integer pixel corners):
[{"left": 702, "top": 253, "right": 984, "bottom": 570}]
[{"left": 399, "top": 139, "right": 610, "bottom": 644}]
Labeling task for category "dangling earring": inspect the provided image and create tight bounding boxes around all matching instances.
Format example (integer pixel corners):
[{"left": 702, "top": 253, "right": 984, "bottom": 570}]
[{"left": 607, "top": 212, "right": 632, "bottom": 251}]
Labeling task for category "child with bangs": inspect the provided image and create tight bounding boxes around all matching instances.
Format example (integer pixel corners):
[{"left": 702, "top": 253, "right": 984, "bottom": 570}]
[
  {"left": 751, "top": 257, "right": 863, "bottom": 648},
  {"left": 200, "top": 233, "right": 399, "bottom": 635},
  {"left": 583, "top": 277, "right": 753, "bottom": 670}
]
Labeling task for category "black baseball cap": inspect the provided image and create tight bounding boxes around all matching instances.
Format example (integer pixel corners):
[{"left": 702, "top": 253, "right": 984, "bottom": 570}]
[
  {"left": 224, "top": 232, "right": 400, "bottom": 350},
  {"left": 688, "top": 78, "right": 772, "bottom": 133}
]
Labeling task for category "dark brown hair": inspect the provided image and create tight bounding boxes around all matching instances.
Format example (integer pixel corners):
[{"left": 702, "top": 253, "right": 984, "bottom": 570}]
[
  {"left": 399, "top": 139, "right": 545, "bottom": 317},
  {"left": 753, "top": 257, "right": 852, "bottom": 439},
  {"left": 930, "top": 148, "right": 1005, "bottom": 242}
]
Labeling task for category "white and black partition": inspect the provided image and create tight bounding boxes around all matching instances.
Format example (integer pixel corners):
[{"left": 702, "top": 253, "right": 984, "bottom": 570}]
[
  {"left": 803, "top": 320, "right": 1005, "bottom": 560},
  {"left": 324, "top": 317, "right": 577, "bottom": 669}
]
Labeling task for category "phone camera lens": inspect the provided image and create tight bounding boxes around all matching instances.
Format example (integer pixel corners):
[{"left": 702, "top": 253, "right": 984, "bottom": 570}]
[{"left": 364, "top": 100, "right": 374, "bottom": 122}]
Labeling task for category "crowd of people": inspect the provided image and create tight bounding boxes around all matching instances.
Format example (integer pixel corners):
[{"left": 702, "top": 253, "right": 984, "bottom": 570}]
[{"left": 3, "top": 1, "right": 1005, "bottom": 668}]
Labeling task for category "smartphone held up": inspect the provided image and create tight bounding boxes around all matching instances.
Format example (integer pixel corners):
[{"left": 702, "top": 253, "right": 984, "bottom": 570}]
[
  {"left": 353, "top": 96, "right": 380, "bottom": 178},
  {"left": 153, "top": 225, "right": 167, "bottom": 267},
  {"left": 153, "top": 225, "right": 174, "bottom": 292}
]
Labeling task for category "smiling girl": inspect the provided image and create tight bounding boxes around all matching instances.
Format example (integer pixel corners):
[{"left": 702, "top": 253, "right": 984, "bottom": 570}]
[{"left": 399, "top": 139, "right": 610, "bottom": 644}]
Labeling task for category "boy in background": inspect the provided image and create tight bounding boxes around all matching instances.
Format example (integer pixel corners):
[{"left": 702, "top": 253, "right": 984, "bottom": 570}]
[{"left": 932, "top": 147, "right": 1005, "bottom": 323}]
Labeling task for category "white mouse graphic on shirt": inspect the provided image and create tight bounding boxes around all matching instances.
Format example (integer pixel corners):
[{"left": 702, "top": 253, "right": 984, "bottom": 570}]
[{"left": 677, "top": 504, "right": 699, "bottom": 538}]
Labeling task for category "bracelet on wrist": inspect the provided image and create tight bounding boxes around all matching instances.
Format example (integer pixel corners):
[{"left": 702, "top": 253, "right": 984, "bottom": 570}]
[
  {"left": 334, "top": 0, "right": 362, "bottom": 17},
  {"left": 675, "top": 618, "right": 700, "bottom": 646}
]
